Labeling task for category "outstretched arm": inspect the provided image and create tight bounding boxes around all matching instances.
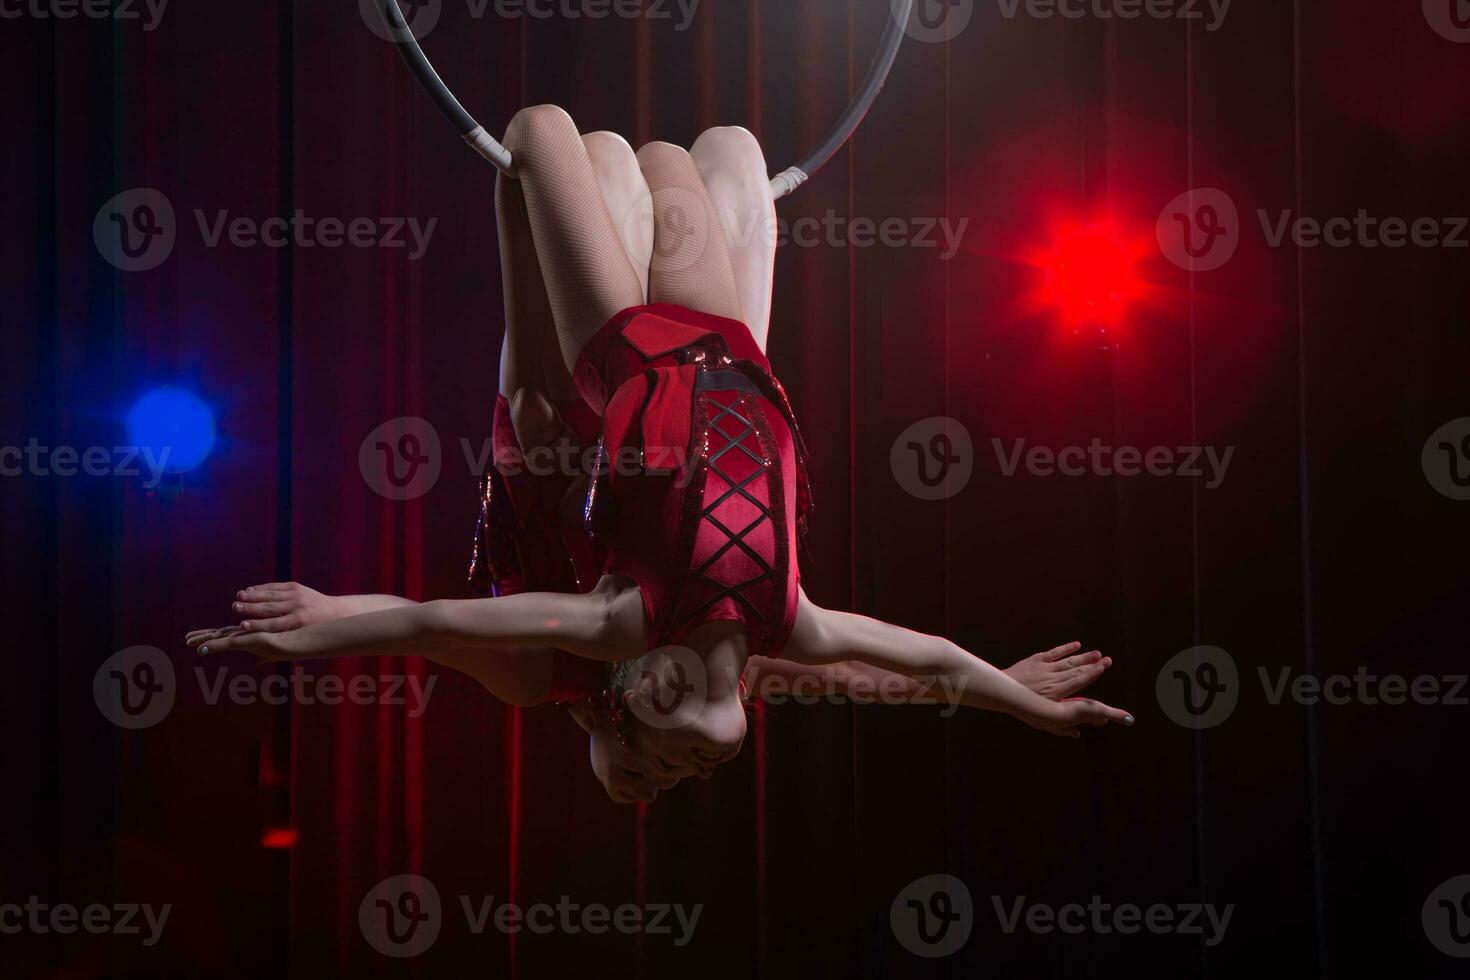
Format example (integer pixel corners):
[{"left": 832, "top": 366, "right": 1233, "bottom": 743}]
[
  {"left": 187, "top": 582, "right": 577, "bottom": 707},
  {"left": 743, "top": 642, "right": 1114, "bottom": 708},
  {"left": 188, "top": 581, "right": 644, "bottom": 666},
  {"left": 782, "top": 590, "right": 1133, "bottom": 738}
]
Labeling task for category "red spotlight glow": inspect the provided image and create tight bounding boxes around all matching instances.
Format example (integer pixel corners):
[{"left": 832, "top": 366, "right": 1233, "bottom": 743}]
[
  {"left": 261, "top": 828, "right": 299, "bottom": 849},
  {"left": 1029, "top": 222, "right": 1149, "bottom": 331}
]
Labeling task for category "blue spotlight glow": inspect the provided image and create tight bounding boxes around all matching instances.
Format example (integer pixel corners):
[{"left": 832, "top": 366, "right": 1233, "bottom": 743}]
[{"left": 126, "top": 386, "right": 217, "bottom": 474}]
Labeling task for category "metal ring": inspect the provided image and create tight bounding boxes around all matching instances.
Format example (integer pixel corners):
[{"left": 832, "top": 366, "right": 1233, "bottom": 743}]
[{"left": 377, "top": 0, "right": 917, "bottom": 199}]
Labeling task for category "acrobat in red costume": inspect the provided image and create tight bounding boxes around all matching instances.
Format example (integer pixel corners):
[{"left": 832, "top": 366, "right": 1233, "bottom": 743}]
[{"left": 188, "top": 106, "right": 1133, "bottom": 803}]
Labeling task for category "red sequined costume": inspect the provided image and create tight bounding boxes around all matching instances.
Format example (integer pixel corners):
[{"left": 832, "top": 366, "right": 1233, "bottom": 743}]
[
  {"left": 575, "top": 304, "right": 811, "bottom": 659},
  {"left": 468, "top": 393, "right": 607, "bottom": 703},
  {"left": 469, "top": 303, "right": 811, "bottom": 701}
]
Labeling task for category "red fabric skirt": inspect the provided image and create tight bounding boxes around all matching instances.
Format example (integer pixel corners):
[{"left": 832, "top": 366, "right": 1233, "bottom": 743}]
[{"left": 468, "top": 393, "right": 606, "bottom": 703}]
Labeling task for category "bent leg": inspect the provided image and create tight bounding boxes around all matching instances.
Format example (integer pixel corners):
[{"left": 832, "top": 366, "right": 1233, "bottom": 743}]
[
  {"left": 636, "top": 140, "right": 744, "bottom": 322},
  {"left": 501, "top": 105, "right": 646, "bottom": 373},
  {"left": 690, "top": 126, "right": 776, "bottom": 348}
]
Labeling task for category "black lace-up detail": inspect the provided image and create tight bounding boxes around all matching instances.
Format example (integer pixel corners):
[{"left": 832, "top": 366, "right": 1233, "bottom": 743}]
[{"left": 676, "top": 392, "right": 776, "bottom": 629}]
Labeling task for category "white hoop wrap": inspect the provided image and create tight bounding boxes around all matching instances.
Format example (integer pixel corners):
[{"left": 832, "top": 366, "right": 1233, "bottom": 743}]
[{"left": 769, "top": 167, "right": 810, "bottom": 201}]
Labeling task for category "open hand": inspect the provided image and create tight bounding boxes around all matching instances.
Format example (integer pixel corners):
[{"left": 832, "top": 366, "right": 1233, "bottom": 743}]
[
  {"left": 183, "top": 625, "right": 294, "bottom": 661},
  {"left": 1006, "top": 641, "right": 1114, "bottom": 701}
]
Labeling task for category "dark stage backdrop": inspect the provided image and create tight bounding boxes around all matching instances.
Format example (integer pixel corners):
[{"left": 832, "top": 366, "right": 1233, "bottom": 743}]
[{"left": 4, "top": 1, "right": 1468, "bottom": 976}]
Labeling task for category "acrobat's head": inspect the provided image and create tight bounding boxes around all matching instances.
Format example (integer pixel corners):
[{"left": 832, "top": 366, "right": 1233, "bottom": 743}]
[{"left": 569, "top": 647, "right": 749, "bottom": 804}]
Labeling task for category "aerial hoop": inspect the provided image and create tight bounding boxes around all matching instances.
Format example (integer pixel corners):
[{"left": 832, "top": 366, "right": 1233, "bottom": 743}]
[{"left": 379, "top": 0, "right": 916, "bottom": 200}]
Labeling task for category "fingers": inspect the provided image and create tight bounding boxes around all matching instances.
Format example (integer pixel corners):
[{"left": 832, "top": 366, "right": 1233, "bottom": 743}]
[
  {"left": 197, "top": 630, "right": 245, "bottom": 655},
  {"left": 635, "top": 140, "right": 743, "bottom": 322},
  {"left": 1042, "top": 641, "right": 1083, "bottom": 662},
  {"left": 1059, "top": 650, "right": 1105, "bottom": 671},
  {"left": 583, "top": 131, "right": 652, "bottom": 303},
  {"left": 197, "top": 630, "right": 283, "bottom": 659},
  {"left": 186, "top": 626, "right": 241, "bottom": 649},
  {"left": 1071, "top": 698, "right": 1136, "bottom": 727},
  {"left": 1053, "top": 659, "right": 1112, "bottom": 698},
  {"left": 690, "top": 126, "right": 776, "bottom": 347},
  {"left": 240, "top": 615, "right": 300, "bottom": 634},
  {"left": 233, "top": 600, "right": 292, "bottom": 618},
  {"left": 502, "top": 105, "right": 644, "bottom": 369}
]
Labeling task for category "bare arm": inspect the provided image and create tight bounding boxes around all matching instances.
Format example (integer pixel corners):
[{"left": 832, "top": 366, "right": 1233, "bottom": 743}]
[
  {"left": 191, "top": 586, "right": 641, "bottom": 665},
  {"left": 782, "top": 590, "right": 1132, "bottom": 737},
  {"left": 743, "top": 656, "right": 925, "bottom": 702}
]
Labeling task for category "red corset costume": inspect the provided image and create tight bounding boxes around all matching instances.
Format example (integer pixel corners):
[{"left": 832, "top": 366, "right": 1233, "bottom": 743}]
[
  {"left": 470, "top": 303, "right": 812, "bottom": 701},
  {"left": 577, "top": 304, "right": 812, "bottom": 658}
]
